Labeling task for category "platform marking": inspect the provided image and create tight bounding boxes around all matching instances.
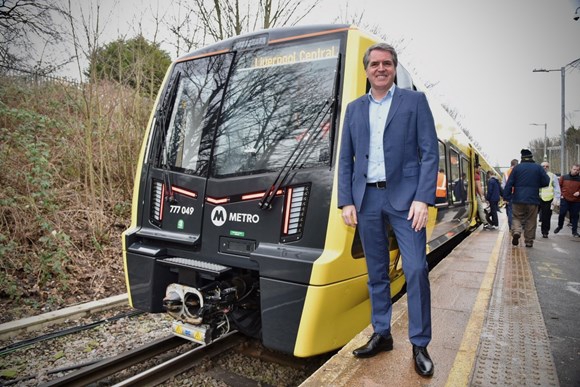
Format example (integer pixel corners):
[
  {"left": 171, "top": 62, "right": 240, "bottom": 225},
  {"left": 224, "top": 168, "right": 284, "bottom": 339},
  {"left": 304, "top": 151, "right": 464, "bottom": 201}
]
[
  {"left": 567, "top": 282, "right": 580, "bottom": 296},
  {"left": 553, "top": 247, "right": 569, "bottom": 254},
  {"left": 444, "top": 226, "right": 504, "bottom": 387}
]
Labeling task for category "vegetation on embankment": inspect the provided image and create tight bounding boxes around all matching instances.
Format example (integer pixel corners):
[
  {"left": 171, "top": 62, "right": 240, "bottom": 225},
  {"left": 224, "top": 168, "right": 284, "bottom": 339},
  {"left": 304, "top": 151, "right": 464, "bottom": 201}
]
[{"left": 0, "top": 76, "right": 153, "bottom": 322}]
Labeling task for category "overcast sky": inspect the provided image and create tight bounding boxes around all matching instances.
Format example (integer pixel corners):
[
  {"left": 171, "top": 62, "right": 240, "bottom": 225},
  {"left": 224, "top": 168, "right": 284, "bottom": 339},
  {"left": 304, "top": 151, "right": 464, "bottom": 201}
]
[{"left": 62, "top": 0, "right": 580, "bottom": 170}]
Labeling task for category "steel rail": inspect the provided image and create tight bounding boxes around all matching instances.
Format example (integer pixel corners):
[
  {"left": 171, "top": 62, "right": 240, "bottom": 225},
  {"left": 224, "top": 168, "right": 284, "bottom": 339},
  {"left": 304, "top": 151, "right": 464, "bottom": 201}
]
[
  {"left": 39, "top": 335, "right": 187, "bottom": 387},
  {"left": 0, "top": 310, "right": 143, "bottom": 356},
  {"left": 112, "top": 332, "right": 244, "bottom": 386}
]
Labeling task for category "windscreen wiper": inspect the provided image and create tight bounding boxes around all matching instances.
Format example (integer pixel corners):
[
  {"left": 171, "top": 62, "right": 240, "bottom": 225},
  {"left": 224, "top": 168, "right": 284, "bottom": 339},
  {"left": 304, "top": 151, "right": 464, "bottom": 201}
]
[
  {"left": 155, "top": 71, "right": 181, "bottom": 204},
  {"left": 258, "top": 96, "right": 334, "bottom": 210},
  {"left": 258, "top": 55, "right": 341, "bottom": 210}
]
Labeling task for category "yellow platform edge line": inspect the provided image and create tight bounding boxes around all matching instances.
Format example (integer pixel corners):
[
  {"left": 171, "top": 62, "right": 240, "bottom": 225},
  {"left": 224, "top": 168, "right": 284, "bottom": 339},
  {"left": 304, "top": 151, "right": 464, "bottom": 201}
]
[{"left": 444, "top": 227, "right": 505, "bottom": 387}]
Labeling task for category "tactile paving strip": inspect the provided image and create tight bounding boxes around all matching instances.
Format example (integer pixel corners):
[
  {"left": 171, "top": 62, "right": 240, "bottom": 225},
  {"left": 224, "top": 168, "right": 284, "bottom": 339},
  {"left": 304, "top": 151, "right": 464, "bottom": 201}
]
[{"left": 470, "top": 238, "right": 559, "bottom": 386}]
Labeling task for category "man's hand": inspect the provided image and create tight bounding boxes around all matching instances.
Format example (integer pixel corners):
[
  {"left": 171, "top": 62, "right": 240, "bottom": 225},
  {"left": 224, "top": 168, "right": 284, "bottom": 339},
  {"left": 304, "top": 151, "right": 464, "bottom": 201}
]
[
  {"left": 341, "top": 205, "right": 358, "bottom": 228},
  {"left": 408, "top": 201, "right": 428, "bottom": 232}
]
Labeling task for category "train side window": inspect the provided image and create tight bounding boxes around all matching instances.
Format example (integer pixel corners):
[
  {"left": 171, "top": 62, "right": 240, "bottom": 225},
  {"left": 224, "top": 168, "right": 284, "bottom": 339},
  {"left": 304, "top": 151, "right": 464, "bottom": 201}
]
[
  {"left": 450, "top": 150, "right": 465, "bottom": 204},
  {"left": 480, "top": 167, "right": 487, "bottom": 194},
  {"left": 436, "top": 141, "right": 448, "bottom": 205},
  {"left": 395, "top": 64, "right": 414, "bottom": 90}
]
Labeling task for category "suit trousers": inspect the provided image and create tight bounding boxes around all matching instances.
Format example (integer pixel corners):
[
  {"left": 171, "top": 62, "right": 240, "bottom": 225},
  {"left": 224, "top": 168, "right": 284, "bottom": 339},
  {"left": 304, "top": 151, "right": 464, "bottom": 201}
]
[
  {"left": 511, "top": 203, "right": 538, "bottom": 244},
  {"left": 356, "top": 186, "right": 432, "bottom": 347}
]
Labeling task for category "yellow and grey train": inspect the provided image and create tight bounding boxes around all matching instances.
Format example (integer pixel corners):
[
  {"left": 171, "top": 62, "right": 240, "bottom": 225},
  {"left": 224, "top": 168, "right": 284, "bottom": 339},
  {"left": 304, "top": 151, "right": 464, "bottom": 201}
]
[{"left": 122, "top": 24, "right": 495, "bottom": 358}]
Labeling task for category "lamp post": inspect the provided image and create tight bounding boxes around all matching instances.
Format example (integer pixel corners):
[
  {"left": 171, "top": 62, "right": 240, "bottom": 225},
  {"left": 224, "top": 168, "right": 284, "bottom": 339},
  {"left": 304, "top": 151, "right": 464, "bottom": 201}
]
[
  {"left": 530, "top": 123, "right": 547, "bottom": 161},
  {"left": 533, "top": 58, "right": 580, "bottom": 175},
  {"left": 532, "top": 66, "right": 565, "bottom": 174}
]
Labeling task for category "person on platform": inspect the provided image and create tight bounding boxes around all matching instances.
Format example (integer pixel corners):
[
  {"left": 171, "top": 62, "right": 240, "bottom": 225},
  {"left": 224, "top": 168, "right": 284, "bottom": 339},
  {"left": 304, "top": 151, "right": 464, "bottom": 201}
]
[
  {"left": 475, "top": 163, "right": 491, "bottom": 230},
  {"left": 503, "top": 149, "right": 550, "bottom": 247},
  {"left": 554, "top": 163, "right": 580, "bottom": 237},
  {"left": 502, "top": 159, "right": 518, "bottom": 230},
  {"left": 538, "top": 162, "right": 560, "bottom": 238},
  {"left": 435, "top": 168, "right": 447, "bottom": 204},
  {"left": 485, "top": 170, "right": 501, "bottom": 229},
  {"left": 338, "top": 42, "right": 438, "bottom": 377}
]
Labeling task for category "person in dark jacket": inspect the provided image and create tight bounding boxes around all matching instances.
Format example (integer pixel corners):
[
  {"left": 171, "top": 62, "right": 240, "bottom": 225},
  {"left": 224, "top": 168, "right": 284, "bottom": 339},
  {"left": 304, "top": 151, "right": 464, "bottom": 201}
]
[
  {"left": 554, "top": 164, "right": 580, "bottom": 237},
  {"left": 503, "top": 149, "right": 550, "bottom": 247},
  {"left": 485, "top": 171, "right": 501, "bottom": 229}
]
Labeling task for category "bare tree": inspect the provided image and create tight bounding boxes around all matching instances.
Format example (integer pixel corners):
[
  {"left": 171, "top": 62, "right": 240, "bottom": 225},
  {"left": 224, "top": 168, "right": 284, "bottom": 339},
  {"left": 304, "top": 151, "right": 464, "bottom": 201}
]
[
  {"left": 0, "top": 0, "right": 70, "bottom": 72},
  {"left": 162, "top": 0, "right": 206, "bottom": 57},
  {"left": 165, "top": 0, "right": 321, "bottom": 57}
]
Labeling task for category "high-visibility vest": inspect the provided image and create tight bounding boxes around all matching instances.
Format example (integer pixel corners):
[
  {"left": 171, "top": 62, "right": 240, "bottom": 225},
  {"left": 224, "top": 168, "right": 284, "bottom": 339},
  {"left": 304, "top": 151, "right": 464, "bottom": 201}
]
[
  {"left": 436, "top": 172, "right": 447, "bottom": 198},
  {"left": 539, "top": 172, "right": 555, "bottom": 201}
]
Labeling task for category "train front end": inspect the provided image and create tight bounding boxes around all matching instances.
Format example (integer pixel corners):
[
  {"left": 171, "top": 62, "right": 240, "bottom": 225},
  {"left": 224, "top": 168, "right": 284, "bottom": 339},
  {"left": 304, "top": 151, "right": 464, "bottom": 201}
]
[{"left": 122, "top": 25, "right": 378, "bottom": 357}]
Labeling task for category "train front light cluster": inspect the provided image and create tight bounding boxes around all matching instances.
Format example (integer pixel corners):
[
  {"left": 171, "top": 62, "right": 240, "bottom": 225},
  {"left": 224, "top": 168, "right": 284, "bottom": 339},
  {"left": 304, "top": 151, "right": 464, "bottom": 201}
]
[
  {"left": 150, "top": 180, "right": 164, "bottom": 224},
  {"left": 281, "top": 185, "right": 309, "bottom": 243}
]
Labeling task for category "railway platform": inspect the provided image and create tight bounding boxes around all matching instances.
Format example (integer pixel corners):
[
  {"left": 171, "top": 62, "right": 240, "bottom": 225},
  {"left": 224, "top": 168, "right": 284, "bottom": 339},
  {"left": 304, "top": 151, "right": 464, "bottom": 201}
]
[{"left": 302, "top": 215, "right": 580, "bottom": 386}]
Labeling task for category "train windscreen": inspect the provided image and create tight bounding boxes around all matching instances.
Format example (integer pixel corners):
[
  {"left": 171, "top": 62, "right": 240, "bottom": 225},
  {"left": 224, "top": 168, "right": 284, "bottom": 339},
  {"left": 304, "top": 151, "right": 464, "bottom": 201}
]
[
  {"left": 163, "top": 54, "right": 233, "bottom": 176},
  {"left": 160, "top": 38, "right": 340, "bottom": 178},
  {"left": 213, "top": 39, "right": 340, "bottom": 177}
]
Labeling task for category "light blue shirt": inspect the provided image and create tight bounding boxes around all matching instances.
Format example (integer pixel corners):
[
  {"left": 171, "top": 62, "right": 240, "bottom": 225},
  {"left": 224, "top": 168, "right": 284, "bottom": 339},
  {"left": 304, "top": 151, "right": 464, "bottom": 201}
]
[{"left": 367, "top": 84, "right": 395, "bottom": 183}]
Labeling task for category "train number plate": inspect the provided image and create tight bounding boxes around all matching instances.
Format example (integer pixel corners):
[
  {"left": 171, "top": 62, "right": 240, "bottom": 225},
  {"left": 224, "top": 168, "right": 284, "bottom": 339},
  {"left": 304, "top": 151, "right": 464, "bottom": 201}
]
[{"left": 171, "top": 321, "right": 209, "bottom": 345}]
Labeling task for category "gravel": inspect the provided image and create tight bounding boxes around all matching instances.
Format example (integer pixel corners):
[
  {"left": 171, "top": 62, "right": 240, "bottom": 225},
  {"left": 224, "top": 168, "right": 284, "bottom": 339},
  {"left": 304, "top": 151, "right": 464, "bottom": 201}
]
[
  {"left": 0, "top": 305, "right": 330, "bottom": 386},
  {"left": 0, "top": 305, "right": 173, "bottom": 385}
]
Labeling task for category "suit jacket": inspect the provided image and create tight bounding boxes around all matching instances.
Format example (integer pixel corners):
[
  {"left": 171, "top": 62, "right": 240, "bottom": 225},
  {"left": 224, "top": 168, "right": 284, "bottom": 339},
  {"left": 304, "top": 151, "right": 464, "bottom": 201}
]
[{"left": 337, "top": 87, "right": 439, "bottom": 212}]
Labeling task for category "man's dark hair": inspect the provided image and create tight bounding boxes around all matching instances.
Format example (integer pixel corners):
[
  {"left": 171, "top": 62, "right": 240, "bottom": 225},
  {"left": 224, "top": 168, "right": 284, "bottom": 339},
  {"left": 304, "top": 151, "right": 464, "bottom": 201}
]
[{"left": 363, "top": 43, "right": 398, "bottom": 69}]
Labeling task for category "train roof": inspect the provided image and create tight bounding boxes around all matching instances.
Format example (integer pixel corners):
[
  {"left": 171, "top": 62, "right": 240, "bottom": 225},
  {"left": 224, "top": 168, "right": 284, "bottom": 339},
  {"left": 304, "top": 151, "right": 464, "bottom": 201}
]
[
  {"left": 172, "top": 24, "right": 496, "bottom": 173},
  {"left": 177, "top": 24, "right": 352, "bottom": 61}
]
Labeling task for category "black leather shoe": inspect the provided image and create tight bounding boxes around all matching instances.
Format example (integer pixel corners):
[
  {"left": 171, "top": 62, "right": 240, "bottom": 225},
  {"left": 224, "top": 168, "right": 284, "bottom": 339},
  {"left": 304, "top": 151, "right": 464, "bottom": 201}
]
[
  {"left": 542, "top": 234, "right": 548, "bottom": 238},
  {"left": 554, "top": 227, "right": 562, "bottom": 234},
  {"left": 352, "top": 333, "right": 393, "bottom": 358},
  {"left": 511, "top": 233, "right": 520, "bottom": 246},
  {"left": 412, "top": 345, "right": 434, "bottom": 377}
]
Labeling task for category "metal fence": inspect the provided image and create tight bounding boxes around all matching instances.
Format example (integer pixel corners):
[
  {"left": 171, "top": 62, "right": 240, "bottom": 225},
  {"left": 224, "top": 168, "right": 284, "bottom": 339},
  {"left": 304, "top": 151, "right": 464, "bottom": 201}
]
[{"left": 0, "top": 65, "right": 80, "bottom": 87}]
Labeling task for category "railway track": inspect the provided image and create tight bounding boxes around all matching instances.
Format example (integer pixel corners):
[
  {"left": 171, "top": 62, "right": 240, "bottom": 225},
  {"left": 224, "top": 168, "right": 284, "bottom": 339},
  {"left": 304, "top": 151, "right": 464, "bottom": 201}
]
[
  {"left": 40, "top": 332, "right": 245, "bottom": 386},
  {"left": 1, "top": 233, "right": 462, "bottom": 387},
  {"left": 1, "top": 301, "right": 328, "bottom": 386},
  {"left": 0, "top": 309, "right": 142, "bottom": 357}
]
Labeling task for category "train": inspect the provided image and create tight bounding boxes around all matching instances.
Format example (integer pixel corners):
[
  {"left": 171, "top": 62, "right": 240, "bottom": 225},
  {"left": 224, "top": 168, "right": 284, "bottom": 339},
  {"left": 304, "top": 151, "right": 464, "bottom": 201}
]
[{"left": 122, "top": 24, "right": 496, "bottom": 358}]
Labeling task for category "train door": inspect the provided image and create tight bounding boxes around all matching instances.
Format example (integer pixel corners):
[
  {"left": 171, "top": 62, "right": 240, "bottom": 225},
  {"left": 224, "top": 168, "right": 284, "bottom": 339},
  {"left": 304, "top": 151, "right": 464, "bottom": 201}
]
[{"left": 140, "top": 55, "right": 234, "bottom": 246}]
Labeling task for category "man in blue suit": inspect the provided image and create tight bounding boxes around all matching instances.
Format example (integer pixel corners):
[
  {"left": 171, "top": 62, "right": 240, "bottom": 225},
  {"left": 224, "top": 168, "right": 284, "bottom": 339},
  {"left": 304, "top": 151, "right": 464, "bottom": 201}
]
[{"left": 338, "top": 43, "right": 438, "bottom": 377}]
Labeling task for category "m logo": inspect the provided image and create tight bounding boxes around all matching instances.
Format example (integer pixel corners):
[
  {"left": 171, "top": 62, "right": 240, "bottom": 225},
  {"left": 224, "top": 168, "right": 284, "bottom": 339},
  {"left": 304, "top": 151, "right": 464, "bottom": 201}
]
[{"left": 211, "top": 206, "right": 227, "bottom": 227}]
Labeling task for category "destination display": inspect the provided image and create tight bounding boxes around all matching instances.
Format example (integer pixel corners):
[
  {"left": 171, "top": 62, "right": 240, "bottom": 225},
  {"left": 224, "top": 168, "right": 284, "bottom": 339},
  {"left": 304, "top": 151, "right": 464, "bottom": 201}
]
[{"left": 241, "top": 40, "right": 340, "bottom": 70}]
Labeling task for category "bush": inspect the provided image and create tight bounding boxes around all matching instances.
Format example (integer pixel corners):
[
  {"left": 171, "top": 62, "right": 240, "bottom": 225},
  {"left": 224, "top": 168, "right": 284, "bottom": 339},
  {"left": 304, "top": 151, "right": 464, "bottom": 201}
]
[{"left": 0, "top": 76, "right": 154, "bottom": 320}]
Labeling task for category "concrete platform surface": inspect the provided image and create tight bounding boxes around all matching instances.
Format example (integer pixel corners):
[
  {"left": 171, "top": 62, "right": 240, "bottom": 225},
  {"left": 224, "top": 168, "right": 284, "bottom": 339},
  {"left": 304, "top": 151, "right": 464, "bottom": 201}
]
[{"left": 301, "top": 216, "right": 563, "bottom": 386}]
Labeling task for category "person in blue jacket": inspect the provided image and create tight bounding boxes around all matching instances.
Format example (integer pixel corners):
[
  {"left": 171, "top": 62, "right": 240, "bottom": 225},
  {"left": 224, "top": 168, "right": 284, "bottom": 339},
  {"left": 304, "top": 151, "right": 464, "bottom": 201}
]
[
  {"left": 338, "top": 43, "right": 437, "bottom": 377},
  {"left": 503, "top": 149, "right": 550, "bottom": 247},
  {"left": 485, "top": 171, "right": 501, "bottom": 229}
]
